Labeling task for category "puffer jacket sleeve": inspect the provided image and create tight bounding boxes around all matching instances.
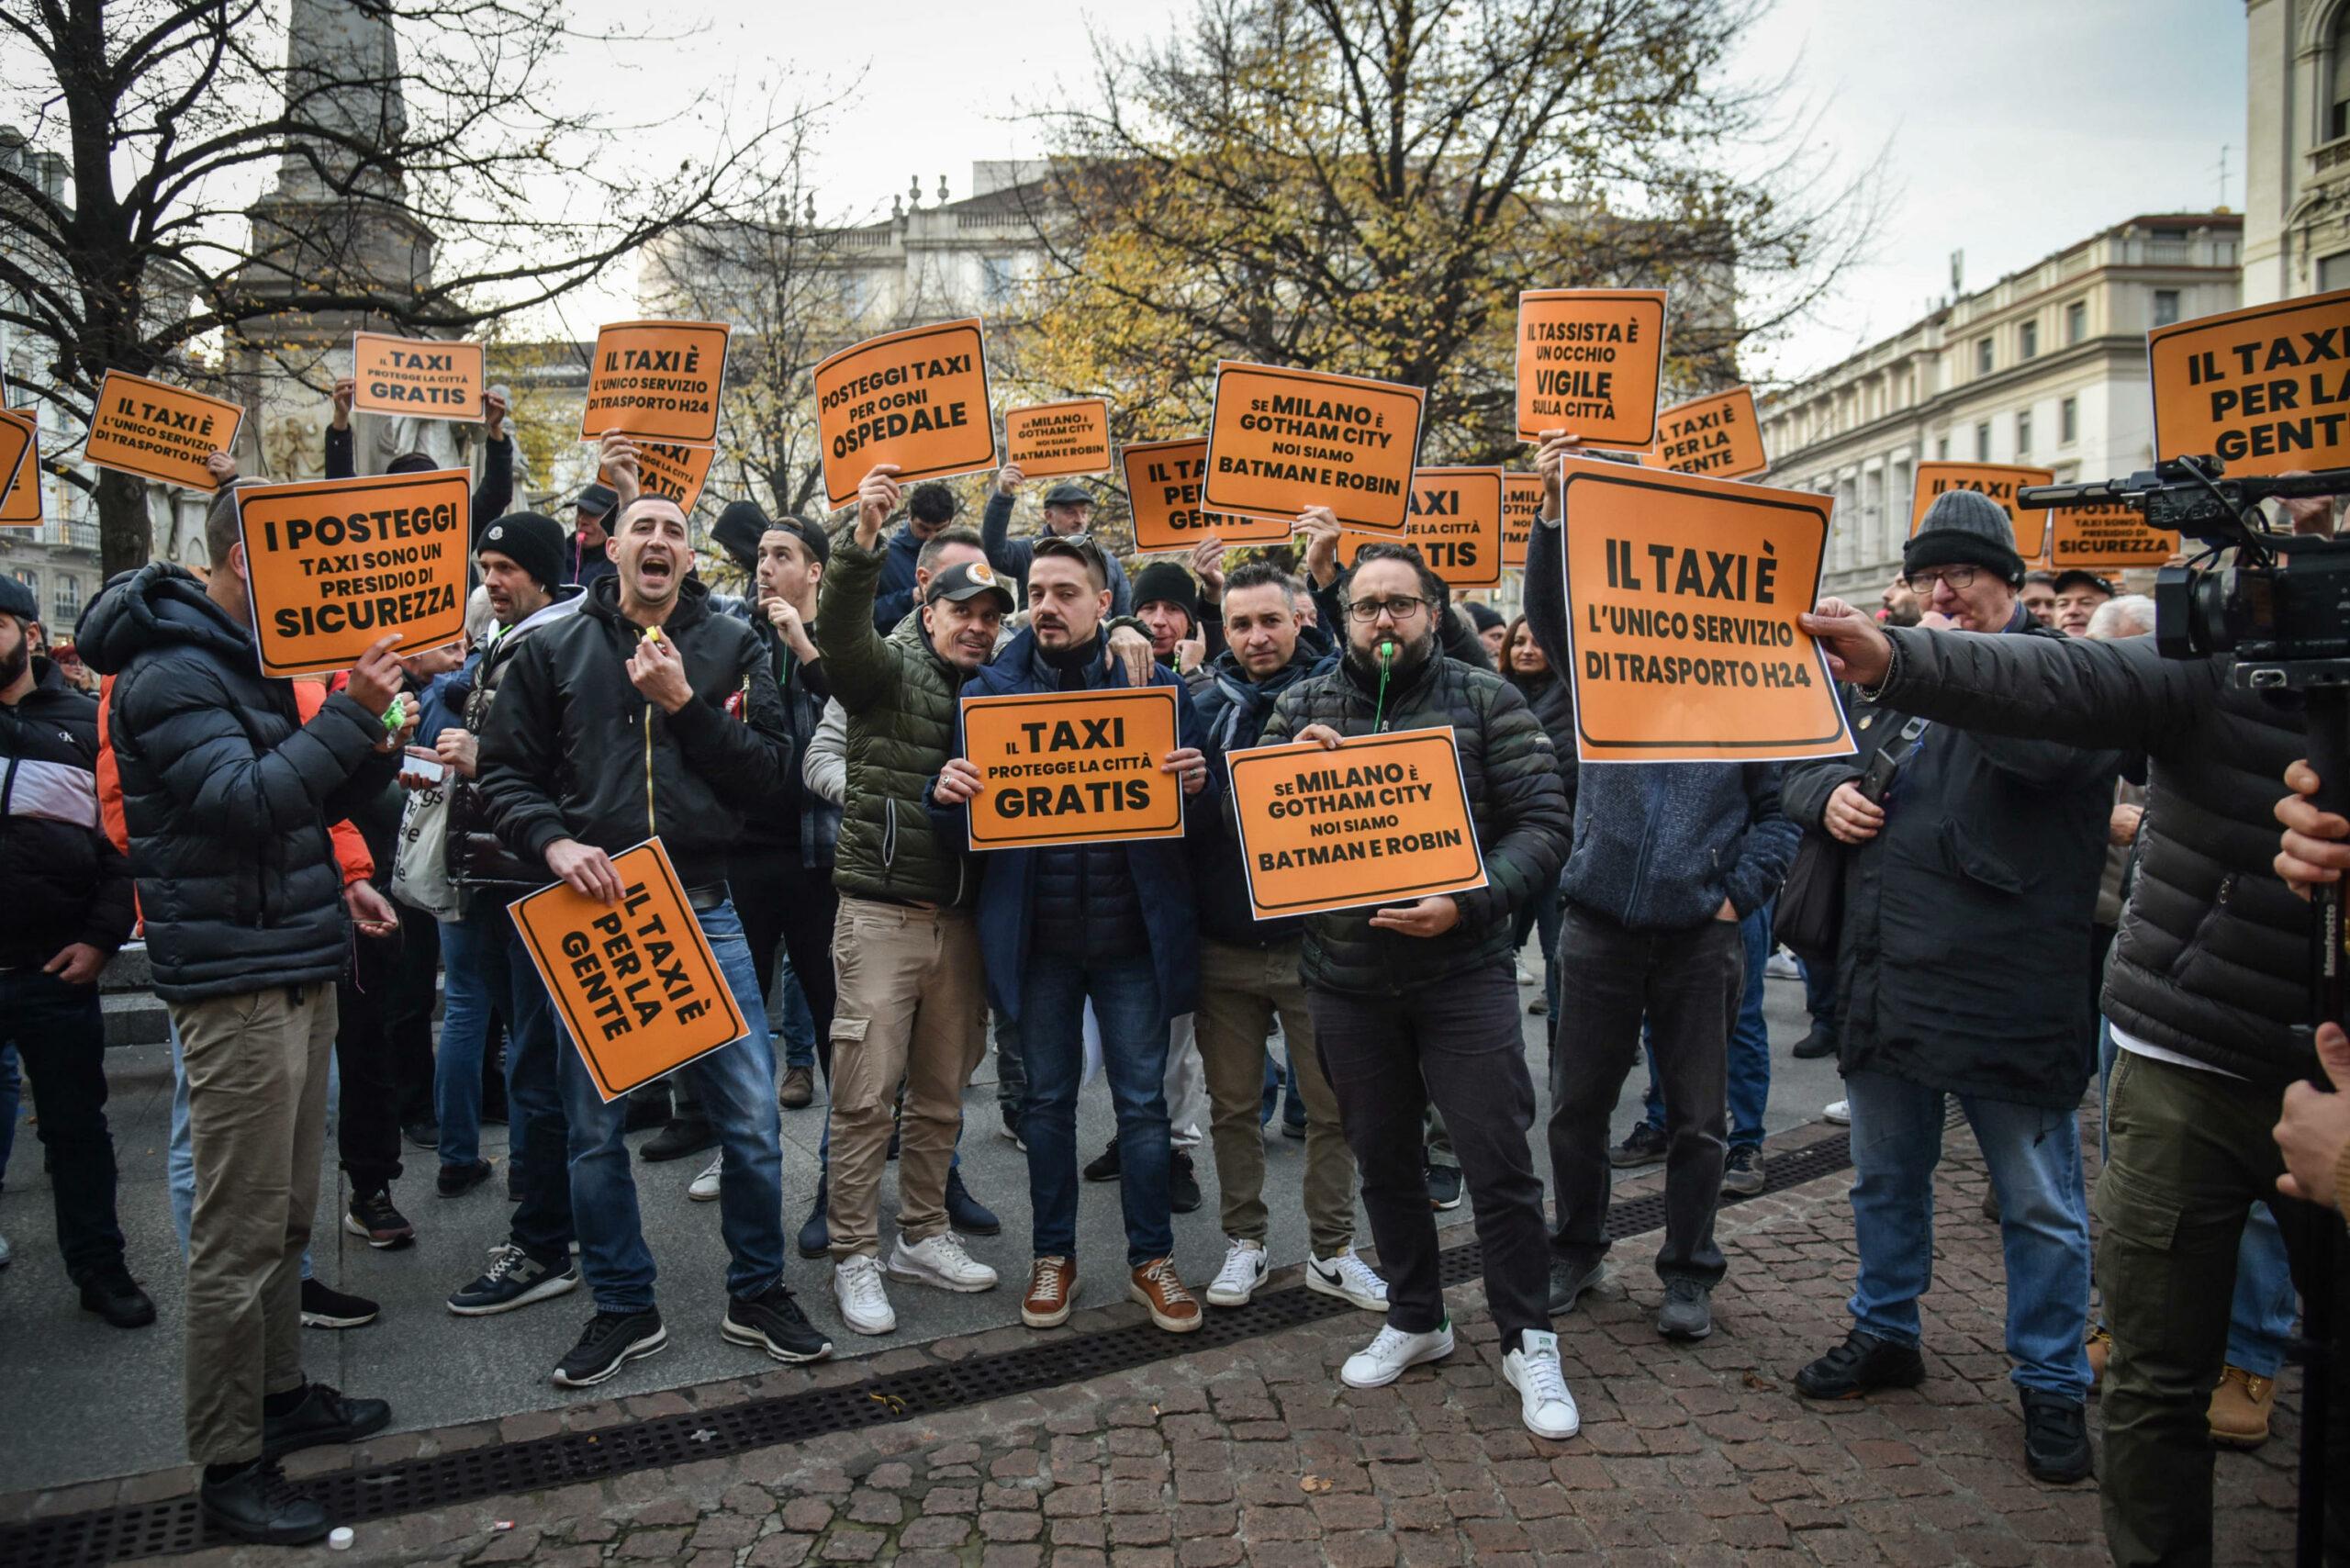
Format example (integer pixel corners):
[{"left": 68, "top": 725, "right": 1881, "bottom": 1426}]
[
  {"left": 1874, "top": 625, "right": 2214, "bottom": 761},
  {"left": 475, "top": 634, "right": 570, "bottom": 868},
  {"left": 1450, "top": 678, "right": 1570, "bottom": 930},
  {"left": 923, "top": 685, "right": 976, "bottom": 854},
  {"left": 816, "top": 537, "right": 905, "bottom": 713},
  {"left": 115, "top": 658, "right": 386, "bottom": 846},
  {"left": 804, "top": 699, "right": 847, "bottom": 806}
]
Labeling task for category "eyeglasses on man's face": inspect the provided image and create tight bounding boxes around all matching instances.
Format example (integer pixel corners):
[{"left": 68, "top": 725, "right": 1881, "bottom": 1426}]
[{"left": 1345, "top": 594, "right": 1432, "bottom": 623}]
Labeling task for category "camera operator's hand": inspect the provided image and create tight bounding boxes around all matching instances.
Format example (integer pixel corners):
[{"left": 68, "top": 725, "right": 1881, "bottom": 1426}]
[
  {"left": 1798, "top": 598, "right": 1893, "bottom": 689},
  {"left": 2276, "top": 1021, "right": 2350, "bottom": 1209},
  {"left": 2277, "top": 471, "right": 2338, "bottom": 536},
  {"left": 1824, "top": 780, "right": 1885, "bottom": 845},
  {"left": 2274, "top": 758, "right": 2350, "bottom": 899}
]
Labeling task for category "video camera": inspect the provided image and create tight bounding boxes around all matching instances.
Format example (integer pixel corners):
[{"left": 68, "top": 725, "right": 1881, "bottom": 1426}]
[{"left": 2019, "top": 456, "right": 2350, "bottom": 683}]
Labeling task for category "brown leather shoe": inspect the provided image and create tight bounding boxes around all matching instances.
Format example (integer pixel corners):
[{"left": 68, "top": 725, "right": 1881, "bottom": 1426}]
[
  {"left": 1129, "top": 1257, "right": 1202, "bottom": 1334},
  {"left": 778, "top": 1066, "right": 815, "bottom": 1110},
  {"left": 2085, "top": 1326, "right": 2110, "bottom": 1393},
  {"left": 1022, "top": 1256, "right": 1076, "bottom": 1328},
  {"left": 2209, "top": 1365, "right": 2275, "bottom": 1449}
]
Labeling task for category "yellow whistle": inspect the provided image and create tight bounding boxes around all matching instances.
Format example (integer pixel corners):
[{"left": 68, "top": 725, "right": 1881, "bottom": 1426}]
[{"left": 641, "top": 626, "right": 663, "bottom": 644}]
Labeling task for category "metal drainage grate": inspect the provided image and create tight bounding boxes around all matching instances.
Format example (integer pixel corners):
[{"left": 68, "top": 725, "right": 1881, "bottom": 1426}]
[{"left": 1, "top": 1124, "right": 1865, "bottom": 1568}]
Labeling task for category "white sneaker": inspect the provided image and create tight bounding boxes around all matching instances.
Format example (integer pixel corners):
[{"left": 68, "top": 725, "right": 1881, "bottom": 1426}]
[
  {"left": 688, "top": 1152, "right": 722, "bottom": 1202},
  {"left": 1204, "top": 1238, "right": 1269, "bottom": 1306},
  {"left": 1306, "top": 1247, "right": 1390, "bottom": 1312},
  {"left": 832, "top": 1254, "right": 897, "bottom": 1335},
  {"left": 1504, "top": 1329, "right": 1581, "bottom": 1439},
  {"left": 1823, "top": 1099, "right": 1852, "bottom": 1126},
  {"left": 1765, "top": 950, "right": 1801, "bottom": 980},
  {"left": 1340, "top": 1321, "right": 1454, "bottom": 1389},
  {"left": 1515, "top": 959, "right": 1537, "bottom": 986},
  {"left": 887, "top": 1231, "right": 998, "bottom": 1293}
]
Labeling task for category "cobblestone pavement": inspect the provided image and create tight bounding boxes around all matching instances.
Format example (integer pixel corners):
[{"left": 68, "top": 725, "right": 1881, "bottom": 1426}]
[{"left": 8, "top": 1114, "right": 2300, "bottom": 1566}]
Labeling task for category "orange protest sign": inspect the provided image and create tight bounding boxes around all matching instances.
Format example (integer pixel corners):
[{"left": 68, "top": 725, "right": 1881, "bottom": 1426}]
[
  {"left": 2049, "top": 502, "right": 2178, "bottom": 570},
  {"left": 1004, "top": 398, "right": 1113, "bottom": 479},
  {"left": 636, "top": 441, "right": 715, "bottom": 519},
  {"left": 1558, "top": 460, "right": 1852, "bottom": 764},
  {"left": 1502, "top": 473, "right": 1543, "bottom": 569},
  {"left": 1340, "top": 467, "right": 1505, "bottom": 588},
  {"left": 234, "top": 469, "right": 470, "bottom": 678},
  {"left": 1908, "top": 463, "right": 2053, "bottom": 558},
  {"left": 580, "top": 320, "right": 731, "bottom": 448},
  {"left": 1515, "top": 289, "right": 1668, "bottom": 446},
  {"left": 350, "top": 332, "right": 485, "bottom": 421},
  {"left": 84, "top": 369, "right": 244, "bottom": 490},
  {"left": 1227, "top": 726, "right": 1488, "bottom": 919},
  {"left": 0, "top": 409, "right": 33, "bottom": 526},
  {"left": 1120, "top": 437, "right": 1292, "bottom": 552},
  {"left": 1654, "top": 386, "right": 1768, "bottom": 479},
  {"left": 814, "top": 318, "right": 996, "bottom": 506},
  {"left": 2149, "top": 289, "right": 2350, "bottom": 476},
  {"left": 508, "top": 839, "right": 750, "bottom": 1102},
  {"left": 959, "top": 688, "right": 1184, "bottom": 850},
  {"left": 1201, "top": 363, "right": 1426, "bottom": 533}
]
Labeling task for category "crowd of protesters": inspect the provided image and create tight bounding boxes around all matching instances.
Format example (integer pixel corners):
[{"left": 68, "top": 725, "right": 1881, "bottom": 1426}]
[{"left": 2, "top": 381, "right": 2343, "bottom": 1564}]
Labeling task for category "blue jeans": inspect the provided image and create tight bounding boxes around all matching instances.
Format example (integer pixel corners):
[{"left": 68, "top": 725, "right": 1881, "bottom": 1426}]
[
  {"left": 2096, "top": 1022, "right": 2297, "bottom": 1378},
  {"left": 444, "top": 902, "right": 575, "bottom": 1262},
  {"left": 171, "top": 1018, "right": 330, "bottom": 1282},
  {"left": 1643, "top": 901, "right": 1773, "bottom": 1149},
  {"left": 1845, "top": 1067, "right": 2093, "bottom": 1398},
  {"left": 434, "top": 904, "right": 500, "bottom": 1170},
  {"left": 554, "top": 898, "right": 784, "bottom": 1312},
  {"left": 1019, "top": 952, "right": 1171, "bottom": 1265},
  {"left": 1798, "top": 953, "right": 1839, "bottom": 1046},
  {"left": 777, "top": 959, "right": 818, "bottom": 1072}
]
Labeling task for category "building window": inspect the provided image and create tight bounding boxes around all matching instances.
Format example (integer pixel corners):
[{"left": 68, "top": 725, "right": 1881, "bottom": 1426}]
[
  {"left": 2065, "top": 300, "right": 2087, "bottom": 343},
  {"left": 2020, "top": 320, "right": 2039, "bottom": 360},
  {"left": 52, "top": 577, "right": 80, "bottom": 625},
  {"left": 1976, "top": 337, "right": 1994, "bottom": 375},
  {"left": 2153, "top": 289, "right": 2182, "bottom": 328},
  {"left": 1891, "top": 459, "right": 1913, "bottom": 533},
  {"left": 2333, "top": 8, "right": 2350, "bottom": 140},
  {"left": 1936, "top": 435, "right": 1951, "bottom": 461},
  {"left": 2016, "top": 411, "right": 2032, "bottom": 456},
  {"left": 10, "top": 568, "right": 36, "bottom": 607},
  {"left": 1975, "top": 422, "right": 1991, "bottom": 461},
  {"left": 2322, "top": 250, "right": 2350, "bottom": 292},
  {"left": 2062, "top": 396, "right": 2079, "bottom": 444}
]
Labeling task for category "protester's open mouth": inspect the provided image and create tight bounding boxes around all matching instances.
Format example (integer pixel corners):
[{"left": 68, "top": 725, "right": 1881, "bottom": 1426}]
[{"left": 638, "top": 556, "right": 674, "bottom": 586}]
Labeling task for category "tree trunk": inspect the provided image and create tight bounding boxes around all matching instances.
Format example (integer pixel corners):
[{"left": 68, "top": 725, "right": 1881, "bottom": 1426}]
[{"left": 96, "top": 467, "right": 153, "bottom": 580}]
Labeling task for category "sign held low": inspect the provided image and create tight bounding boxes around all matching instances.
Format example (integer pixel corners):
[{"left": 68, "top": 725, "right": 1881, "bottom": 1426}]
[{"left": 1226, "top": 726, "right": 1488, "bottom": 920}]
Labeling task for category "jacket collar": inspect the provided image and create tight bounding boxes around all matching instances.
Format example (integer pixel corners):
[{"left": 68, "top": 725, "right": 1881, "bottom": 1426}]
[{"left": 580, "top": 571, "right": 711, "bottom": 635}]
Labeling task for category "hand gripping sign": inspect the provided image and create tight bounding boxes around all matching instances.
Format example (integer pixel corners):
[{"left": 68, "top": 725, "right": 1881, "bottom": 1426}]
[
  {"left": 2149, "top": 288, "right": 2350, "bottom": 477},
  {"left": 1559, "top": 460, "right": 1853, "bottom": 764},
  {"left": 1201, "top": 363, "right": 1427, "bottom": 533},
  {"left": 1227, "top": 726, "right": 1488, "bottom": 920},
  {"left": 351, "top": 332, "right": 486, "bottom": 421},
  {"left": 958, "top": 687, "right": 1184, "bottom": 850},
  {"left": 508, "top": 839, "right": 750, "bottom": 1102},
  {"left": 0, "top": 409, "right": 34, "bottom": 526},
  {"left": 234, "top": 470, "right": 471, "bottom": 678},
  {"left": 814, "top": 318, "right": 998, "bottom": 506},
  {"left": 1339, "top": 467, "right": 1505, "bottom": 588},
  {"left": 1120, "top": 437, "right": 1293, "bottom": 551},
  {"left": 580, "top": 320, "right": 732, "bottom": 448},
  {"left": 84, "top": 370, "right": 246, "bottom": 491},
  {"left": 1654, "top": 386, "right": 1769, "bottom": 480},
  {"left": 1908, "top": 462, "right": 2054, "bottom": 559},
  {"left": 1515, "top": 289, "right": 1669, "bottom": 447},
  {"left": 1003, "top": 398, "right": 1113, "bottom": 479}
]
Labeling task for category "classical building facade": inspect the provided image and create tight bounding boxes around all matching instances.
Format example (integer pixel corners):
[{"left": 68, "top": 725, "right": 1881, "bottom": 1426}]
[
  {"left": 1758, "top": 214, "right": 2242, "bottom": 599},
  {"left": 2244, "top": 0, "right": 2350, "bottom": 305}
]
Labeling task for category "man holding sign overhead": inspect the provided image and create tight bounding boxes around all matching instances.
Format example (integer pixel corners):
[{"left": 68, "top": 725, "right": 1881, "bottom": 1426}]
[
  {"left": 1249, "top": 540, "right": 1575, "bottom": 1440},
  {"left": 475, "top": 488, "right": 832, "bottom": 1387}
]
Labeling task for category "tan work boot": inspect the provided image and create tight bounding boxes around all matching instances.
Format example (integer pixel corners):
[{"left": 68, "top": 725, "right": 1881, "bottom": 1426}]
[
  {"left": 1022, "top": 1256, "right": 1076, "bottom": 1329},
  {"left": 2209, "top": 1365, "right": 2275, "bottom": 1449},
  {"left": 1129, "top": 1257, "right": 1203, "bottom": 1333},
  {"left": 2086, "top": 1326, "right": 2111, "bottom": 1394}
]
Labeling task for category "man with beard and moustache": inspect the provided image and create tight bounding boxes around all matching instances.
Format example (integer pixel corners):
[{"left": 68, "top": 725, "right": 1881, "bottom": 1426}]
[
  {"left": 932, "top": 534, "right": 1214, "bottom": 1336},
  {"left": 436, "top": 510, "right": 587, "bottom": 1317},
  {"left": 475, "top": 486, "right": 831, "bottom": 1384},
  {"left": 1184, "top": 559, "right": 1388, "bottom": 1316},
  {"left": 1248, "top": 541, "right": 1573, "bottom": 1436},
  {"left": 0, "top": 578, "right": 149, "bottom": 1327}
]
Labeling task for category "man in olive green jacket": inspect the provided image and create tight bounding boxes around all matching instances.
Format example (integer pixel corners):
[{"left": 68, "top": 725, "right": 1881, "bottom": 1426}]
[{"left": 812, "top": 465, "right": 1016, "bottom": 1337}]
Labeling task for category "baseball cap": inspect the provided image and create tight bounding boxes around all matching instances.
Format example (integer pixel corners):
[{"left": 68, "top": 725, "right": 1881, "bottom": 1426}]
[{"left": 929, "top": 559, "right": 1015, "bottom": 612}]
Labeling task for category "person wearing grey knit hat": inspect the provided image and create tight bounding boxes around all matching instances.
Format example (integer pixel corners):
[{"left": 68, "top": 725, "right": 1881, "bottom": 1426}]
[{"left": 1900, "top": 491, "right": 2031, "bottom": 634}]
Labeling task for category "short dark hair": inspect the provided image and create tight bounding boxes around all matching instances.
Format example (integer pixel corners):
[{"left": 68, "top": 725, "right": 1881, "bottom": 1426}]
[
  {"left": 1032, "top": 534, "right": 1108, "bottom": 590},
  {"left": 1346, "top": 542, "right": 1445, "bottom": 607},
  {"left": 2021, "top": 569, "right": 2057, "bottom": 589},
  {"left": 915, "top": 526, "right": 984, "bottom": 577},
  {"left": 205, "top": 479, "right": 263, "bottom": 567},
  {"left": 1223, "top": 561, "right": 1291, "bottom": 602},
  {"left": 386, "top": 451, "right": 437, "bottom": 476},
  {"left": 908, "top": 483, "right": 959, "bottom": 527}
]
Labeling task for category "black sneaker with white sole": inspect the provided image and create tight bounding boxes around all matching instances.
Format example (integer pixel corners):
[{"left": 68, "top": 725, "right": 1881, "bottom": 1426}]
[
  {"left": 1720, "top": 1145, "right": 1765, "bottom": 1196},
  {"left": 721, "top": 1282, "right": 834, "bottom": 1363},
  {"left": 448, "top": 1244, "right": 580, "bottom": 1316},
  {"left": 552, "top": 1307, "right": 666, "bottom": 1387},
  {"left": 342, "top": 1188, "right": 415, "bottom": 1249},
  {"left": 1424, "top": 1164, "right": 1462, "bottom": 1211},
  {"left": 299, "top": 1277, "right": 379, "bottom": 1329}
]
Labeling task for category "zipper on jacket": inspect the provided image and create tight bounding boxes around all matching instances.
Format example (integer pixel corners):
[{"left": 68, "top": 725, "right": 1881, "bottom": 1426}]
[{"left": 643, "top": 705, "right": 656, "bottom": 836}]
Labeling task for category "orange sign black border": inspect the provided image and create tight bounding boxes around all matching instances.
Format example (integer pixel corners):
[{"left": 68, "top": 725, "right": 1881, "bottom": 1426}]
[
  {"left": 960, "top": 686, "right": 1185, "bottom": 850},
  {"left": 1226, "top": 725, "right": 1488, "bottom": 919}
]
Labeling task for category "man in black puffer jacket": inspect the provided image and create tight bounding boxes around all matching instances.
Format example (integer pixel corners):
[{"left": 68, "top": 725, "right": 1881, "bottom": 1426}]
[
  {"left": 80, "top": 483, "right": 405, "bottom": 1545},
  {"left": 1255, "top": 540, "right": 1576, "bottom": 1442},
  {"left": 0, "top": 577, "right": 146, "bottom": 1327},
  {"left": 1795, "top": 498, "right": 2344, "bottom": 1563}
]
